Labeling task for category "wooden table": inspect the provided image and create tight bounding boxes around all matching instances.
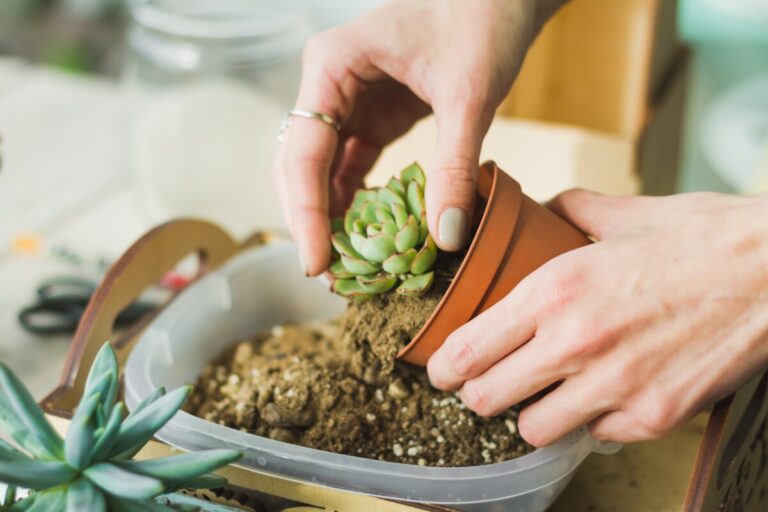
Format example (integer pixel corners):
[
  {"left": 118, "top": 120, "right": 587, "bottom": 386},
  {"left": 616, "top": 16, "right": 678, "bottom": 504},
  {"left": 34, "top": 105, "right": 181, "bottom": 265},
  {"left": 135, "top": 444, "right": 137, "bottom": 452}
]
[{"left": 0, "top": 58, "right": 706, "bottom": 510}]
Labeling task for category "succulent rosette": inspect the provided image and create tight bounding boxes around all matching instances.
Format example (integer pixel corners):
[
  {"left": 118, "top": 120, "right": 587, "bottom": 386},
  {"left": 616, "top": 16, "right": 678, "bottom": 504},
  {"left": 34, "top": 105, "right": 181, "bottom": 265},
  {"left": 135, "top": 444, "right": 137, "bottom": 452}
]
[
  {"left": 329, "top": 162, "right": 437, "bottom": 300},
  {"left": 0, "top": 342, "right": 241, "bottom": 511}
]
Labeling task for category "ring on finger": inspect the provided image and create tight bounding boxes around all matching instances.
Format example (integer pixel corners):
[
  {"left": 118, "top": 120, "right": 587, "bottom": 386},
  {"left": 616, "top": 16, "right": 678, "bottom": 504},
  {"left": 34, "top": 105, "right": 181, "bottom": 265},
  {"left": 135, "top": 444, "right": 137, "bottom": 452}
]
[{"left": 278, "top": 109, "right": 341, "bottom": 142}]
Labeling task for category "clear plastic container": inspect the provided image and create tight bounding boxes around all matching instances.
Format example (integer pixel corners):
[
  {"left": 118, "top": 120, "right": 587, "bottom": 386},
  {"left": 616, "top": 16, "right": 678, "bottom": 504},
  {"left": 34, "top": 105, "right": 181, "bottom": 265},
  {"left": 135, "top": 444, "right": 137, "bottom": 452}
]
[
  {"left": 124, "top": 0, "right": 314, "bottom": 237},
  {"left": 124, "top": 243, "right": 616, "bottom": 511}
]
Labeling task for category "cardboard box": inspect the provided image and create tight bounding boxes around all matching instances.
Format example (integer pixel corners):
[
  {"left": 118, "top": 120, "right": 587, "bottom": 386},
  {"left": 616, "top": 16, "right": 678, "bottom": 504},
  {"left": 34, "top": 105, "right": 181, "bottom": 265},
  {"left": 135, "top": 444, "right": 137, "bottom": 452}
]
[{"left": 370, "top": 0, "right": 685, "bottom": 198}]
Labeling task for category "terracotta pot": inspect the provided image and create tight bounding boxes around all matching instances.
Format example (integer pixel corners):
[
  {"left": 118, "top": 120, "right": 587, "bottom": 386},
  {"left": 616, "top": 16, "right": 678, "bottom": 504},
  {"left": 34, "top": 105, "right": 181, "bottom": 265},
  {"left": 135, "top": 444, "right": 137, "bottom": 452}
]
[{"left": 397, "top": 161, "right": 591, "bottom": 366}]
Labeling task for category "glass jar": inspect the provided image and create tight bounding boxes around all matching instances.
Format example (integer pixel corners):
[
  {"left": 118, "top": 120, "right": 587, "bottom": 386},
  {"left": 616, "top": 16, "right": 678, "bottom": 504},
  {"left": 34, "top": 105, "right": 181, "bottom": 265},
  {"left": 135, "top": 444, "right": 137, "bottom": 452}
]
[{"left": 125, "top": 0, "right": 314, "bottom": 237}]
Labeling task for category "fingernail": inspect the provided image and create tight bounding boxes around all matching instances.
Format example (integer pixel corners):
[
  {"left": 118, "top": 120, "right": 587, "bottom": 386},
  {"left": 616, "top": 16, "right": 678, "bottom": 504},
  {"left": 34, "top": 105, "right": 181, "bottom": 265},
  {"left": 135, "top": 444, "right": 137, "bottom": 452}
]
[
  {"left": 438, "top": 208, "right": 468, "bottom": 250},
  {"left": 299, "top": 254, "right": 309, "bottom": 276}
]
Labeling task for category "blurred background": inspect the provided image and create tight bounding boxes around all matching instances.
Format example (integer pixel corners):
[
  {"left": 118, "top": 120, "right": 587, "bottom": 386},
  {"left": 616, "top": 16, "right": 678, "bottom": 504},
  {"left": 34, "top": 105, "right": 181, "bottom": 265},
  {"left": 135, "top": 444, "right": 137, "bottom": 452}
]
[{"left": 0, "top": 0, "right": 767, "bottom": 398}]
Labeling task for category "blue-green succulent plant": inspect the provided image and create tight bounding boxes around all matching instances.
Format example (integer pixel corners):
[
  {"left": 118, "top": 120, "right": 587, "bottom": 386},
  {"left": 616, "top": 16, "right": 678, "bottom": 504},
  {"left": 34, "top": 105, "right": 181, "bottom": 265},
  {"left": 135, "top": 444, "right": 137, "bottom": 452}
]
[{"left": 0, "top": 342, "right": 242, "bottom": 511}]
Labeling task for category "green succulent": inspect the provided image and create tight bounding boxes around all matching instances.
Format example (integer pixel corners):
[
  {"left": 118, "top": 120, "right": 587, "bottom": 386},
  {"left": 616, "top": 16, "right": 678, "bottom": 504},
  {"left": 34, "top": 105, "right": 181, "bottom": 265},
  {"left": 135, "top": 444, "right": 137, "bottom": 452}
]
[
  {"left": 329, "top": 162, "right": 438, "bottom": 300},
  {"left": 0, "top": 342, "right": 242, "bottom": 511}
]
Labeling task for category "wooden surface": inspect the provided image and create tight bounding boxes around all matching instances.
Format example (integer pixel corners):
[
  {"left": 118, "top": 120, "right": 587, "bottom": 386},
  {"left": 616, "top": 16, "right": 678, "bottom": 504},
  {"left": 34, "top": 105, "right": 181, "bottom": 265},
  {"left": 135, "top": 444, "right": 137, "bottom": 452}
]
[{"left": 2, "top": 58, "right": 703, "bottom": 510}]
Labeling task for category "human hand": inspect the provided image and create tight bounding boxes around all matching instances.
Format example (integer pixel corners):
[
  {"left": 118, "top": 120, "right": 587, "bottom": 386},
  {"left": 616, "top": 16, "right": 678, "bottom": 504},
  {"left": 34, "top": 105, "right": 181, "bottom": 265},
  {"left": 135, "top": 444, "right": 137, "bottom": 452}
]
[
  {"left": 427, "top": 190, "right": 768, "bottom": 446},
  {"left": 274, "top": 0, "right": 566, "bottom": 276}
]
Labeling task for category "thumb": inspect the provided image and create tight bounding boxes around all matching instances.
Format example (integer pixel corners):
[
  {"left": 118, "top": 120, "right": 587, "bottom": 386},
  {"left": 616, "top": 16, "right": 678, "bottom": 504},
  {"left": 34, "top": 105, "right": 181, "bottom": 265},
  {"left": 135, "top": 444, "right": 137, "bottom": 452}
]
[
  {"left": 426, "top": 103, "right": 490, "bottom": 251},
  {"left": 547, "top": 188, "right": 646, "bottom": 239}
]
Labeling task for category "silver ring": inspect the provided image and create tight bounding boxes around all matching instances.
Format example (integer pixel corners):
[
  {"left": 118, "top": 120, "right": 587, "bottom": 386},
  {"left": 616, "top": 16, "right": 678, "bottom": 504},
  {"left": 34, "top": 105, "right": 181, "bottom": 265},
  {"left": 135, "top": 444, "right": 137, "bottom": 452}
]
[{"left": 278, "top": 109, "right": 341, "bottom": 142}]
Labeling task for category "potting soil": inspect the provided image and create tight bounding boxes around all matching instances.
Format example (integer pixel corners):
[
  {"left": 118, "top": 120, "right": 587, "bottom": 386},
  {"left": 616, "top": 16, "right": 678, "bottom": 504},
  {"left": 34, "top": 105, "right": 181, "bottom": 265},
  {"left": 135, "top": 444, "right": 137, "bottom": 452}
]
[{"left": 186, "top": 250, "right": 533, "bottom": 466}]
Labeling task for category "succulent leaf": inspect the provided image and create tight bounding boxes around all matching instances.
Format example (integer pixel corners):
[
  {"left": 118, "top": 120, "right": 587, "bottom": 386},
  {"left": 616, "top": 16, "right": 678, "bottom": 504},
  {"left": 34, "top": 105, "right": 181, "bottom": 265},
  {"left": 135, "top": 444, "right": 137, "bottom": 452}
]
[
  {"left": 2, "top": 484, "right": 16, "bottom": 507},
  {"left": 374, "top": 207, "right": 395, "bottom": 224},
  {"left": 7, "top": 494, "right": 34, "bottom": 512},
  {"left": 351, "top": 189, "right": 377, "bottom": 209},
  {"left": 411, "top": 235, "right": 438, "bottom": 275},
  {"left": 349, "top": 232, "right": 366, "bottom": 254},
  {"left": 386, "top": 177, "right": 406, "bottom": 196},
  {"left": 365, "top": 224, "right": 381, "bottom": 237},
  {"left": 406, "top": 181, "right": 424, "bottom": 219},
  {"left": 65, "top": 392, "right": 101, "bottom": 470},
  {"left": 356, "top": 274, "right": 398, "bottom": 294},
  {"left": 0, "top": 363, "right": 64, "bottom": 460},
  {"left": 25, "top": 488, "right": 66, "bottom": 512},
  {"left": 381, "top": 220, "right": 399, "bottom": 236},
  {"left": 391, "top": 202, "right": 408, "bottom": 230},
  {"left": 352, "top": 219, "right": 367, "bottom": 235},
  {"left": 84, "top": 342, "right": 119, "bottom": 420},
  {"left": 340, "top": 254, "right": 380, "bottom": 275},
  {"left": 90, "top": 403, "right": 126, "bottom": 463},
  {"left": 0, "top": 460, "right": 75, "bottom": 489},
  {"left": 401, "top": 162, "right": 426, "bottom": 188},
  {"left": 382, "top": 249, "right": 417, "bottom": 275},
  {"left": 331, "top": 233, "right": 361, "bottom": 259},
  {"left": 0, "top": 438, "right": 30, "bottom": 462},
  {"left": 109, "top": 386, "right": 191, "bottom": 460},
  {"left": 332, "top": 279, "right": 373, "bottom": 301},
  {"left": 360, "top": 234, "right": 397, "bottom": 263},
  {"left": 116, "top": 450, "right": 241, "bottom": 486},
  {"left": 360, "top": 203, "right": 378, "bottom": 224},
  {"left": 85, "top": 462, "right": 164, "bottom": 499},
  {"left": 328, "top": 162, "right": 438, "bottom": 298},
  {"left": 397, "top": 272, "right": 434, "bottom": 297},
  {"left": 130, "top": 387, "right": 165, "bottom": 416},
  {"left": 377, "top": 187, "right": 405, "bottom": 207},
  {"left": 395, "top": 216, "right": 419, "bottom": 253},
  {"left": 328, "top": 259, "right": 354, "bottom": 279},
  {"left": 67, "top": 477, "right": 106, "bottom": 512},
  {"left": 344, "top": 209, "right": 360, "bottom": 235}
]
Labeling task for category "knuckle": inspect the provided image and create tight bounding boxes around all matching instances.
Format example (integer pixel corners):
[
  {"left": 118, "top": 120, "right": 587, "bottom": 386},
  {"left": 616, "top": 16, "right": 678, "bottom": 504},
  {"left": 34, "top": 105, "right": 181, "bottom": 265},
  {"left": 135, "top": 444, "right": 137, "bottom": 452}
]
[
  {"left": 302, "top": 31, "right": 339, "bottom": 64},
  {"left": 431, "top": 158, "right": 477, "bottom": 195},
  {"left": 444, "top": 334, "right": 479, "bottom": 378},
  {"left": 461, "top": 379, "right": 495, "bottom": 417},
  {"left": 536, "top": 260, "right": 583, "bottom": 312},
  {"left": 631, "top": 395, "right": 677, "bottom": 438},
  {"left": 516, "top": 411, "right": 545, "bottom": 447}
]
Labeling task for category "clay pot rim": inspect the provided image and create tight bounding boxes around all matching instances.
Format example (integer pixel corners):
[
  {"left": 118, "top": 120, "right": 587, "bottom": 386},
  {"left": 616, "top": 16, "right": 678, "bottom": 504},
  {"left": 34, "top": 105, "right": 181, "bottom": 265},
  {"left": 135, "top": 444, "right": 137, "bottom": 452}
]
[{"left": 397, "top": 161, "right": 522, "bottom": 362}]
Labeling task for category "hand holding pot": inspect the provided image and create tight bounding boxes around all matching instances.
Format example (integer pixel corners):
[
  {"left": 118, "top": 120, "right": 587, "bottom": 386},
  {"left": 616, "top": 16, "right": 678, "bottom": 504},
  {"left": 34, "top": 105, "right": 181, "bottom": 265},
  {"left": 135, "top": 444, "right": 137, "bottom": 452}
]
[
  {"left": 428, "top": 190, "right": 768, "bottom": 446},
  {"left": 273, "top": 0, "right": 569, "bottom": 275}
]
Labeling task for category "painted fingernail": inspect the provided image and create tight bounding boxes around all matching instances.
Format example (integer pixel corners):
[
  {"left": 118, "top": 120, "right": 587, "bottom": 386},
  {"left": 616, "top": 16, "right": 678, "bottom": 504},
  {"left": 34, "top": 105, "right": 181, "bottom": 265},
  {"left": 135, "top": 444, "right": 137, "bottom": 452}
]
[{"left": 438, "top": 208, "right": 468, "bottom": 250}]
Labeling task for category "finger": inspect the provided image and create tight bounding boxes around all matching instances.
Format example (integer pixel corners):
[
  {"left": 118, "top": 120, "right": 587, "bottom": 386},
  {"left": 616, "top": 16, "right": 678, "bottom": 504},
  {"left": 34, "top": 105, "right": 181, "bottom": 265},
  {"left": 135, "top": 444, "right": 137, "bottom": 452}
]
[
  {"left": 425, "top": 99, "right": 492, "bottom": 251},
  {"left": 281, "top": 31, "right": 371, "bottom": 276},
  {"left": 456, "top": 336, "right": 563, "bottom": 417},
  {"left": 588, "top": 411, "right": 651, "bottom": 443},
  {"left": 283, "top": 116, "right": 339, "bottom": 276},
  {"left": 273, "top": 132, "right": 293, "bottom": 232},
  {"left": 517, "top": 375, "right": 613, "bottom": 447},
  {"left": 427, "top": 290, "right": 537, "bottom": 391},
  {"left": 546, "top": 189, "right": 649, "bottom": 240}
]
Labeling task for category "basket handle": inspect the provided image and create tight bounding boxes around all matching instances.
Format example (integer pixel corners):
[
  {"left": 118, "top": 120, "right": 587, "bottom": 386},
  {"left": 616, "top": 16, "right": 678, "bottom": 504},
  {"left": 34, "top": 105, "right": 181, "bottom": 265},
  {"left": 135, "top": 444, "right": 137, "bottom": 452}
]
[{"left": 43, "top": 219, "right": 241, "bottom": 415}]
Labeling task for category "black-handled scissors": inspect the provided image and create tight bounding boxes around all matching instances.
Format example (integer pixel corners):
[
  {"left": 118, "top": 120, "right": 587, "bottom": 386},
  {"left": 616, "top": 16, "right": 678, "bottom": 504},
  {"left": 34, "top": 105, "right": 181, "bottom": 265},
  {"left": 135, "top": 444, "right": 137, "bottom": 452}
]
[{"left": 18, "top": 276, "right": 156, "bottom": 335}]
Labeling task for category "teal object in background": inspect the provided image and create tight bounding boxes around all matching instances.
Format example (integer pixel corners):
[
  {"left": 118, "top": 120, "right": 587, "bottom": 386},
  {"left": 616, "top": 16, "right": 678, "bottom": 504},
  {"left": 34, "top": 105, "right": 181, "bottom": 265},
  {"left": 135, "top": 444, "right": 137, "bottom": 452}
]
[
  {"left": 677, "top": 0, "right": 768, "bottom": 193},
  {"left": 679, "top": 0, "right": 768, "bottom": 45}
]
